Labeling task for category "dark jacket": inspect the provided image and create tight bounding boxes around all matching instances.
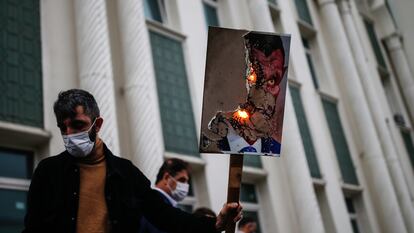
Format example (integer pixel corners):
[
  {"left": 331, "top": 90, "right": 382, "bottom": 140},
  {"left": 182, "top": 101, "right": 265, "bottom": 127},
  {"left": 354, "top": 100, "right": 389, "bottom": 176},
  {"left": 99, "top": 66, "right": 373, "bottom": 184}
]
[
  {"left": 138, "top": 191, "right": 172, "bottom": 233},
  {"left": 22, "top": 144, "right": 217, "bottom": 233}
]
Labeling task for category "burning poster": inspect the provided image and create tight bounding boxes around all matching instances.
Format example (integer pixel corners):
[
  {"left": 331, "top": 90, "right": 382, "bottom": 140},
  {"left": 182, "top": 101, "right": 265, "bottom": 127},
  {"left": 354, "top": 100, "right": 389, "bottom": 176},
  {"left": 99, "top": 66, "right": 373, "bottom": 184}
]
[{"left": 200, "top": 27, "right": 291, "bottom": 156}]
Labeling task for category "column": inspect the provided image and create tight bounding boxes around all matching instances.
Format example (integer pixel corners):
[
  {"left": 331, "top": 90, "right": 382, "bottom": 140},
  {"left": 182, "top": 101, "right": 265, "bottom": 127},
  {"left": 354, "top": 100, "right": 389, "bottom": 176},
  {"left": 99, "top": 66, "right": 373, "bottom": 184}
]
[
  {"left": 339, "top": 1, "right": 414, "bottom": 232},
  {"left": 249, "top": 1, "right": 326, "bottom": 232},
  {"left": 114, "top": 0, "right": 164, "bottom": 179},
  {"left": 316, "top": 0, "right": 407, "bottom": 232},
  {"left": 41, "top": 0, "right": 79, "bottom": 154},
  {"left": 247, "top": 0, "right": 274, "bottom": 31},
  {"left": 74, "top": 0, "right": 120, "bottom": 155},
  {"left": 384, "top": 34, "right": 414, "bottom": 124}
]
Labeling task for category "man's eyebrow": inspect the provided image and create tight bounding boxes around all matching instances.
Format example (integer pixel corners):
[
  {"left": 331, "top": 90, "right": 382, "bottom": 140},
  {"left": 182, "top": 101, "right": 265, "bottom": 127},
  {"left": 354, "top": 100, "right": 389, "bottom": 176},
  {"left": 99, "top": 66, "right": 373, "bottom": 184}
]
[{"left": 70, "top": 119, "right": 88, "bottom": 126}]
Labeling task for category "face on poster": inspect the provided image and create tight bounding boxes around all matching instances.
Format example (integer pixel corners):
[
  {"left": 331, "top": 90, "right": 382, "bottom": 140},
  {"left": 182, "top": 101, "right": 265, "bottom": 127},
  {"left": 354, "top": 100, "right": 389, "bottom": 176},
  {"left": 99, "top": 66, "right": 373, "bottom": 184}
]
[{"left": 199, "top": 27, "right": 291, "bottom": 156}]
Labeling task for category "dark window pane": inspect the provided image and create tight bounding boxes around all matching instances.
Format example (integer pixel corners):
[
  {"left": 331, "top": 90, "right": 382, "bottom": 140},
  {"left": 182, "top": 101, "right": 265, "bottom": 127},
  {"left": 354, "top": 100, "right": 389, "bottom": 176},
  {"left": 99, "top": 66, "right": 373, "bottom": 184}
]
[
  {"left": 351, "top": 219, "right": 360, "bottom": 233},
  {"left": 244, "top": 155, "right": 262, "bottom": 168},
  {"left": 0, "top": 148, "right": 33, "bottom": 179},
  {"left": 240, "top": 183, "right": 258, "bottom": 203},
  {"left": 364, "top": 20, "right": 387, "bottom": 69},
  {"left": 0, "top": 0, "right": 43, "bottom": 127},
  {"left": 268, "top": 0, "right": 277, "bottom": 4},
  {"left": 294, "top": 0, "right": 313, "bottom": 25},
  {"left": 187, "top": 179, "right": 194, "bottom": 197},
  {"left": 144, "top": 0, "right": 163, "bottom": 23},
  {"left": 306, "top": 53, "right": 319, "bottom": 89},
  {"left": 289, "top": 85, "right": 321, "bottom": 178},
  {"left": 302, "top": 37, "right": 310, "bottom": 49},
  {"left": 203, "top": 3, "right": 219, "bottom": 27},
  {"left": 401, "top": 130, "right": 414, "bottom": 168},
  {"left": 0, "top": 189, "right": 27, "bottom": 233},
  {"left": 345, "top": 197, "right": 356, "bottom": 213},
  {"left": 149, "top": 31, "right": 200, "bottom": 156},
  {"left": 243, "top": 211, "right": 262, "bottom": 233},
  {"left": 322, "top": 99, "right": 359, "bottom": 185}
]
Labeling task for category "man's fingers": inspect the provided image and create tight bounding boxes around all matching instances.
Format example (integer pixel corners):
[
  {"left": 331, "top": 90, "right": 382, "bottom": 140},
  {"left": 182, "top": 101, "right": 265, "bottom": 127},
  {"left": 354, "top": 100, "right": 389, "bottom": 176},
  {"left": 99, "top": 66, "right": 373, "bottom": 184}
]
[{"left": 234, "top": 212, "right": 243, "bottom": 223}]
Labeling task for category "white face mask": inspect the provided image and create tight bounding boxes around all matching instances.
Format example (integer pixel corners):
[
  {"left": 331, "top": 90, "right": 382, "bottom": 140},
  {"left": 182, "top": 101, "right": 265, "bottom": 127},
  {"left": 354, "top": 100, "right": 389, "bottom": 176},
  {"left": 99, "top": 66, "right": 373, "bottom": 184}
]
[
  {"left": 168, "top": 176, "right": 189, "bottom": 202},
  {"left": 62, "top": 119, "right": 97, "bottom": 158}
]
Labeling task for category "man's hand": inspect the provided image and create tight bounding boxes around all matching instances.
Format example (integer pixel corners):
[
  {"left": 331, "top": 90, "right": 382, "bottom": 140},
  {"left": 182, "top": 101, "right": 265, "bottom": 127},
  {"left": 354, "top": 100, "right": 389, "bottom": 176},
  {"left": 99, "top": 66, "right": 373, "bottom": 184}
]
[{"left": 215, "top": 202, "right": 243, "bottom": 231}]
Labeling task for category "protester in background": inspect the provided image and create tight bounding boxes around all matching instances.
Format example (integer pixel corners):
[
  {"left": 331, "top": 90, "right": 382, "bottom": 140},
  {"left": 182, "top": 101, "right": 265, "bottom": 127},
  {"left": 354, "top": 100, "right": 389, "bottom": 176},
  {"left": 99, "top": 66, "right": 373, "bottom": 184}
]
[
  {"left": 139, "top": 158, "right": 192, "bottom": 233},
  {"left": 23, "top": 89, "right": 242, "bottom": 233},
  {"left": 237, "top": 216, "right": 257, "bottom": 233}
]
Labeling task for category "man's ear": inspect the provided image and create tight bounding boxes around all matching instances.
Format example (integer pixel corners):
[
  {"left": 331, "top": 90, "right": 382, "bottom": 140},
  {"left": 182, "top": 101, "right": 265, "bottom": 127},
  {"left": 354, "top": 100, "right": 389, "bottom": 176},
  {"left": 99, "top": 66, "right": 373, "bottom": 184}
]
[
  {"left": 162, "top": 172, "right": 170, "bottom": 183},
  {"left": 95, "top": 117, "right": 104, "bottom": 133}
]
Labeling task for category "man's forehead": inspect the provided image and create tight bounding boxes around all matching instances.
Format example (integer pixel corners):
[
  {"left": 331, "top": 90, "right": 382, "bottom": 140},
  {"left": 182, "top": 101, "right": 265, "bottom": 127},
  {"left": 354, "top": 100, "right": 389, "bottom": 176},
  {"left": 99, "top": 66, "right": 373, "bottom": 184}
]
[
  {"left": 63, "top": 106, "right": 92, "bottom": 123},
  {"left": 174, "top": 170, "right": 190, "bottom": 179}
]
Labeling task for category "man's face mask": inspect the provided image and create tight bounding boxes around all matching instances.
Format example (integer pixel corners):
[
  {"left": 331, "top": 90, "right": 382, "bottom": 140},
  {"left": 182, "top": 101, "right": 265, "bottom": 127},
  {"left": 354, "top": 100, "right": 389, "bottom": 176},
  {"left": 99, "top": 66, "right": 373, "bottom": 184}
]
[
  {"left": 168, "top": 176, "right": 189, "bottom": 202},
  {"left": 62, "top": 119, "right": 97, "bottom": 158}
]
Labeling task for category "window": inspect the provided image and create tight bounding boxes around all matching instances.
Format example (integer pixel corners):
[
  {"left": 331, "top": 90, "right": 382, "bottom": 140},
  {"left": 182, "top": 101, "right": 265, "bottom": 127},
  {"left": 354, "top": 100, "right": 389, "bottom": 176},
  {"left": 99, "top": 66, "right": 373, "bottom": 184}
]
[
  {"left": 401, "top": 130, "right": 414, "bottom": 168},
  {"left": 240, "top": 183, "right": 262, "bottom": 233},
  {"left": 0, "top": 147, "right": 33, "bottom": 179},
  {"left": 322, "top": 99, "right": 359, "bottom": 185},
  {"left": 364, "top": 19, "right": 387, "bottom": 69},
  {"left": 203, "top": 0, "right": 219, "bottom": 27},
  {"left": 345, "top": 197, "right": 361, "bottom": 233},
  {"left": 149, "top": 31, "right": 200, "bottom": 157},
  {"left": 144, "top": 0, "right": 166, "bottom": 23},
  {"left": 294, "top": 0, "right": 313, "bottom": 25},
  {"left": 290, "top": 85, "right": 321, "bottom": 178},
  {"left": 244, "top": 155, "right": 262, "bottom": 168},
  {"left": 302, "top": 38, "right": 319, "bottom": 89},
  {"left": 268, "top": 0, "right": 277, "bottom": 5},
  {"left": 0, "top": 147, "right": 33, "bottom": 233},
  {"left": 0, "top": 0, "right": 43, "bottom": 128}
]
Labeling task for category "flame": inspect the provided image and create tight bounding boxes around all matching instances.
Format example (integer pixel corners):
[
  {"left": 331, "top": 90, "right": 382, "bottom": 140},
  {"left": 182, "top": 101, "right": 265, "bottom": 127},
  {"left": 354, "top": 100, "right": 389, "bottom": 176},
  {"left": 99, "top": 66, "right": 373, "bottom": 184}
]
[
  {"left": 248, "top": 69, "right": 257, "bottom": 83},
  {"left": 237, "top": 110, "right": 249, "bottom": 119}
]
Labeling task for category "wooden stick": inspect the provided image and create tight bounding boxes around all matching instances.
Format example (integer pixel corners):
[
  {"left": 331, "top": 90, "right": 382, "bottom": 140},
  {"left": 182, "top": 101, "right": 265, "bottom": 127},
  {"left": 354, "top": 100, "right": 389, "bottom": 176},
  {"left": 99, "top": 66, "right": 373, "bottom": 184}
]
[{"left": 225, "top": 154, "right": 244, "bottom": 233}]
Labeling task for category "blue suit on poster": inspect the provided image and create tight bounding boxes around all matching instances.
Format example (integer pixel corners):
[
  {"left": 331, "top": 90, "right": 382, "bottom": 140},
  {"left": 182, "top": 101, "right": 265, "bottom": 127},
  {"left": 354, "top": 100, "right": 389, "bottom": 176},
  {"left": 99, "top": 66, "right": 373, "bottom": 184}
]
[{"left": 218, "top": 127, "right": 281, "bottom": 154}]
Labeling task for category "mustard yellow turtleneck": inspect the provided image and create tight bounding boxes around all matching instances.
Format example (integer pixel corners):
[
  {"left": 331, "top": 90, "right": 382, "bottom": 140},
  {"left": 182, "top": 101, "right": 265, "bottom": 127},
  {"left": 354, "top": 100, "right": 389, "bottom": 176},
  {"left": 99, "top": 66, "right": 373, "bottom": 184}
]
[{"left": 76, "top": 137, "right": 110, "bottom": 233}]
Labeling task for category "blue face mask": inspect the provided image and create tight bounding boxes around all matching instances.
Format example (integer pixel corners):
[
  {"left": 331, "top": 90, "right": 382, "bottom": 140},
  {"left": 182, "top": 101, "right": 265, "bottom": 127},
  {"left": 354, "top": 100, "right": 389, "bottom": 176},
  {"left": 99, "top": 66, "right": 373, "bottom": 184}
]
[
  {"left": 168, "top": 176, "right": 189, "bottom": 202},
  {"left": 62, "top": 119, "right": 96, "bottom": 158}
]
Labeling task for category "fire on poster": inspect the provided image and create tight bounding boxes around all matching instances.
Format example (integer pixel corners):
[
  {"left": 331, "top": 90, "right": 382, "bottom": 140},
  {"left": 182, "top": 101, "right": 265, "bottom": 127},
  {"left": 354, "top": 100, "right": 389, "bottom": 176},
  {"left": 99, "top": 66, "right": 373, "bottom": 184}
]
[{"left": 199, "top": 27, "right": 291, "bottom": 156}]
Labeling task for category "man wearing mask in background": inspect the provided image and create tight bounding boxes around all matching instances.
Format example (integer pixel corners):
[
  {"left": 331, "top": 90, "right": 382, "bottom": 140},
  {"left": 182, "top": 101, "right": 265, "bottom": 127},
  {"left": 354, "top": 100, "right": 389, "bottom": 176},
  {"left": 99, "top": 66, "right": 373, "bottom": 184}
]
[
  {"left": 139, "top": 158, "right": 197, "bottom": 233},
  {"left": 23, "top": 89, "right": 242, "bottom": 233}
]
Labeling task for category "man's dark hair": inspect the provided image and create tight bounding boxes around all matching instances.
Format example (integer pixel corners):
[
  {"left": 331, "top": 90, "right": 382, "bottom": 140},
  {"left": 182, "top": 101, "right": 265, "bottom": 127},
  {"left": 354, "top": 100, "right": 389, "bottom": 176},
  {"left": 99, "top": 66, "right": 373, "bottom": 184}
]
[
  {"left": 155, "top": 158, "right": 190, "bottom": 184},
  {"left": 53, "top": 89, "right": 100, "bottom": 129},
  {"left": 238, "top": 216, "right": 256, "bottom": 229}
]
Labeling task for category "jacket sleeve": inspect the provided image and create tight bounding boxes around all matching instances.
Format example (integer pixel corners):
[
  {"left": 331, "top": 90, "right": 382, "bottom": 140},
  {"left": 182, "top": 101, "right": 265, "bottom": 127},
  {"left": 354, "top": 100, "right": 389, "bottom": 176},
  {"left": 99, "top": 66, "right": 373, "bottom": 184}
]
[
  {"left": 22, "top": 160, "right": 50, "bottom": 233},
  {"left": 129, "top": 162, "right": 218, "bottom": 233}
]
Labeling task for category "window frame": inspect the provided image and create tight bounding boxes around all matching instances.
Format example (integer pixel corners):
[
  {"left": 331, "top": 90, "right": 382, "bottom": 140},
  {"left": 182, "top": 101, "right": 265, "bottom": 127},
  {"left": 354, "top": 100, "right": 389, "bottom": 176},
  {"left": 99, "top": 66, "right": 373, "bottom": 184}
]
[
  {"left": 202, "top": 0, "right": 220, "bottom": 27},
  {"left": 144, "top": 0, "right": 168, "bottom": 24},
  {"left": 239, "top": 182, "right": 264, "bottom": 233}
]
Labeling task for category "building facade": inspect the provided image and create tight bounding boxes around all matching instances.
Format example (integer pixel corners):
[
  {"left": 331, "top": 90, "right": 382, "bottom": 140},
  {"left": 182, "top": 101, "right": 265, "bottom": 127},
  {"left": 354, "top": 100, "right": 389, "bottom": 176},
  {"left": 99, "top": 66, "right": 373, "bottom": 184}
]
[{"left": 1, "top": 0, "right": 414, "bottom": 232}]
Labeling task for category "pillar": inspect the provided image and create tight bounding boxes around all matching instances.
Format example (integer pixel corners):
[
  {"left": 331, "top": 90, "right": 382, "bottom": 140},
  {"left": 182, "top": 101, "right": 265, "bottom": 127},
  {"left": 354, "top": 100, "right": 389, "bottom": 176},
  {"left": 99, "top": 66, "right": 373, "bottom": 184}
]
[
  {"left": 316, "top": 0, "right": 407, "bottom": 232},
  {"left": 384, "top": 33, "right": 414, "bottom": 124},
  {"left": 339, "top": 1, "right": 414, "bottom": 232},
  {"left": 74, "top": 0, "right": 121, "bottom": 154},
  {"left": 114, "top": 0, "right": 164, "bottom": 179}
]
